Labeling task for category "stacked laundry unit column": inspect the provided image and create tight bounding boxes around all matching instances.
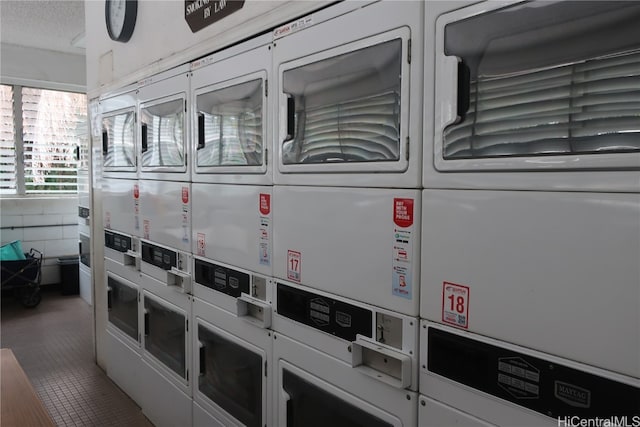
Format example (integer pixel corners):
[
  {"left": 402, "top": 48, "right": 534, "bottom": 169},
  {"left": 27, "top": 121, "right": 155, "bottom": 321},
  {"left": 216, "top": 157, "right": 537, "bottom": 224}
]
[
  {"left": 270, "top": 2, "right": 425, "bottom": 425},
  {"left": 99, "top": 86, "right": 148, "bottom": 408},
  {"left": 189, "top": 33, "right": 275, "bottom": 427},
  {"left": 418, "top": 1, "right": 640, "bottom": 425},
  {"left": 136, "top": 65, "right": 194, "bottom": 427}
]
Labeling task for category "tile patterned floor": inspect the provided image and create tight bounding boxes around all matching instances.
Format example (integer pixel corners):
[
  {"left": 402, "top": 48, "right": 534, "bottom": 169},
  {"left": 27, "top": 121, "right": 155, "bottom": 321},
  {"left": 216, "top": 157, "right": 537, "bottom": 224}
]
[{"left": 1, "top": 290, "right": 153, "bottom": 426}]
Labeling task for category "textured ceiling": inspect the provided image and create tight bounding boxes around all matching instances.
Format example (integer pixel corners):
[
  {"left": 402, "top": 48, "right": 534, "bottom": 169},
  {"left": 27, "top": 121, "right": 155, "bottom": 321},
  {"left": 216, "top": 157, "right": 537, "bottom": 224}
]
[{"left": 0, "top": 0, "right": 85, "bottom": 55}]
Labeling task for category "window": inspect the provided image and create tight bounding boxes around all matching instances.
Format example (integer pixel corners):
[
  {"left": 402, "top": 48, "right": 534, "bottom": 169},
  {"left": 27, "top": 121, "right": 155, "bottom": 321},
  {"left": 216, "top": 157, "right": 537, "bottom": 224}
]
[{"left": 0, "top": 84, "right": 87, "bottom": 194}]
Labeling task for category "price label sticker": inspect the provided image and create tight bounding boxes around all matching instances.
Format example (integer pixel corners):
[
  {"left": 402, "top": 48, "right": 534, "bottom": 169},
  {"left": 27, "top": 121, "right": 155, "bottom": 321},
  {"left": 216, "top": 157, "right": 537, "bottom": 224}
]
[
  {"left": 442, "top": 282, "right": 469, "bottom": 329},
  {"left": 143, "top": 220, "right": 150, "bottom": 240},
  {"left": 197, "top": 233, "right": 206, "bottom": 256},
  {"left": 287, "top": 250, "right": 301, "bottom": 282}
]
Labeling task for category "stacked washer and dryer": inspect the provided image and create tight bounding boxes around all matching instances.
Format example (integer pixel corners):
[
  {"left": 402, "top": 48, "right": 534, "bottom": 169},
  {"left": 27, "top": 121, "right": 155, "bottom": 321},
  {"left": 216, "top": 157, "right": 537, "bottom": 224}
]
[{"left": 95, "top": 1, "right": 639, "bottom": 426}]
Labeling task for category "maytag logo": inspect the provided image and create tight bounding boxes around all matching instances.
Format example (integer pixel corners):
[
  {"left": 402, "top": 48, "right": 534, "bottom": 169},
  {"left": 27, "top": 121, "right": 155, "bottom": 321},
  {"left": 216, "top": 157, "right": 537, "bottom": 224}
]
[{"left": 554, "top": 381, "right": 591, "bottom": 408}]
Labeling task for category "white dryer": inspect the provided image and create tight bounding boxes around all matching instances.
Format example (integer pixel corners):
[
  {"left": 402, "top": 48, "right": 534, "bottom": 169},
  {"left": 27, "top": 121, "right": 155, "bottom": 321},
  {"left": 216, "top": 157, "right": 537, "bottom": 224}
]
[
  {"left": 421, "top": 0, "right": 640, "bottom": 380},
  {"left": 105, "top": 267, "right": 146, "bottom": 409},
  {"left": 138, "top": 65, "right": 191, "bottom": 182},
  {"left": 192, "top": 297, "right": 272, "bottom": 427},
  {"left": 100, "top": 86, "right": 138, "bottom": 180},
  {"left": 271, "top": 1, "right": 424, "bottom": 317},
  {"left": 138, "top": 271, "right": 192, "bottom": 427},
  {"left": 419, "top": 321, "right": 640, "bottom": 426}
]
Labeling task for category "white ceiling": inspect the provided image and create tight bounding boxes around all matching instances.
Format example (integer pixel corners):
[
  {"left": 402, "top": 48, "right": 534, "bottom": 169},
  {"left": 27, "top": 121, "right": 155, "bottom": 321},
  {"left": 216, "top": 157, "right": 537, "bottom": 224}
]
[{"left": 0, "top": 0, "right": 85, "bottom": 55}]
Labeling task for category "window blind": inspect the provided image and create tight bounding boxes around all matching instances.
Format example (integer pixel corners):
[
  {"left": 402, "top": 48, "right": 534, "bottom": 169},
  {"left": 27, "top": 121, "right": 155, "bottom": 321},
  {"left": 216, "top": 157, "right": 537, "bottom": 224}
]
[
  {"left": 0, "top": 85, "right": 16, "bottom": 194},
  {"left": 22, "top": 87, "right": 86, "bottom": 193}
]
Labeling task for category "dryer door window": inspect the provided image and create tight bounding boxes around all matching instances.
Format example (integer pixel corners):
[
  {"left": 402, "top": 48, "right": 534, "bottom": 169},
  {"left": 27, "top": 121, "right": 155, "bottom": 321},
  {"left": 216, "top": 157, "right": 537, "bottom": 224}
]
[
  {"left": 143, "top": 296, "right": 186, "bottom": 379},
  {"left": 107, "top": 276, "right": 138, "bottom": 342},
  {"left": 196, "top": 78, "right": 264, "bottom": 168},
  {"left": 282, "top": 369, "right": 392, "bottom": 427},
  {"left": 281, "top": 38, "right": 402, "bottom": 166},
  {"left": 79, "top": 233, "right": 90, "bottom": 267},
  {"left": 198, "top": 324, "right": 262, "bottom": 427},
  {"left": 102, "top": 110, "right": 136, "bottom": 170},
  {"left": 140, "top": 97, "right": 185, "bottom": 168}
]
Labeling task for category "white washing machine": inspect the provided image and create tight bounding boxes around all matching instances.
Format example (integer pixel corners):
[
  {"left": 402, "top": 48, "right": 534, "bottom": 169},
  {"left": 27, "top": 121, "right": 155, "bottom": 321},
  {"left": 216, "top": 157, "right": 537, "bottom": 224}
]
[
  {"left": 137, "top": 65, "right": 191, "bottom": 182},
  {"left": 192, "top": 297, "right": 272, "bottom": 427},
  {"left": 105, "top": 266, "right": 146, "bottom": 409},
  {"left": 421, "top": 0, "right": 640, "bottom": 380},
  {"left": 79, "top": 232, "right": 92, "bottom": 305},
  {"left": 138, "top": 271, "right": 192, "bottom": 427},
  {"left": 273, "top": 268, "right": 419, "bottom": 424},
  {"left": 419, "top": 321, "right": 640, "bottom": 426},
  {"left": 271, "top": 1, "right": 424, "bottom": 317},
  {"left": 100, "top": 86, "right": 138, "bottom": 180}
]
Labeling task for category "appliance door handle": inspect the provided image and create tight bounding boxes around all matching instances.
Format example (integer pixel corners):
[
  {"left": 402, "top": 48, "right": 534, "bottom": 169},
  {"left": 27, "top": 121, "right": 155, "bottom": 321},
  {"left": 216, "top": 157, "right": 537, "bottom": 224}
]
[
  {"left": 107, "top": 286, "right": 112, "bottom": 310},
  {"left": 102, "top": 131, "right": 109, "bottom": 155},
  {"left": 141, "top": 124, "right": 148, "bottom": 153},
  {"left": 199, "top": 342, "right": 206, "bottom": 376},
  {"left": 144, "top": 310, "right": 150, "bottom": 336},
  {"left": 439, "top": 55, "right": 470, "bottom": 128},
  {"left": 197, "top": 113, "right": 205, "bottom": 150},
  {"left": 280, "top": 389, "right": 291, "bottom": 425},
  {"left": 284, "top": 94, "right": 295, "bottom": 142},
  {"left": 456, "top": 60, "right": 471, "bottom": 122},
  {"left": 75, "top": 145, "right": 80, "bottom": 161}
]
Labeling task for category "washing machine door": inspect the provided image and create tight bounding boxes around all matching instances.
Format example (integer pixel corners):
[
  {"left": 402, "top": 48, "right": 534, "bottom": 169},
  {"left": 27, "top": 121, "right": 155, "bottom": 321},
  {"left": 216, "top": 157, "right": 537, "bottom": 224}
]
[
  {"left": 197, "top": 323, "right": 264, "bottom": 427},
  {"left": 143, "top": 294, "right": 187, "bottom": 380},
  {"left": 281, "top": 364, "right": 395, "bottom": 427},
  {"left": 107, "top": 274, "right": 139, "bottom": 343}
]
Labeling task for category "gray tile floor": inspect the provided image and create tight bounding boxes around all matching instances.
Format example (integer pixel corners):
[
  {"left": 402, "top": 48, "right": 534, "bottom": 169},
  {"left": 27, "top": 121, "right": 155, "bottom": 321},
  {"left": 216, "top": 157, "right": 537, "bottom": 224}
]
[{"left": 1, "top": 290, "right": 153, "bottom": 426}]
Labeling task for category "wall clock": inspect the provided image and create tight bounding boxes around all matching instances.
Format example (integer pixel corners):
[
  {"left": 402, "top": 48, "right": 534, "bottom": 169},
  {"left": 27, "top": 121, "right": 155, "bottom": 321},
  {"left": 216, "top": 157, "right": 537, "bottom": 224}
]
[{"left": 105, "top": 0, "right": 138, "bottom": 42}]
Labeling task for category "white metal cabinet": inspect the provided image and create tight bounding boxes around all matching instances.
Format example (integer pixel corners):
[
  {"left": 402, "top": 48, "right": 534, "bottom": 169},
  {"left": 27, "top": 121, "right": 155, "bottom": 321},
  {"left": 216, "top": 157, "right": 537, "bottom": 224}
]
[
  {"left": 102, "top": 177, "right": 139, "bottom": 237},
  {"left": 274, "top": 186, "right": 420, "bottom": 317}
]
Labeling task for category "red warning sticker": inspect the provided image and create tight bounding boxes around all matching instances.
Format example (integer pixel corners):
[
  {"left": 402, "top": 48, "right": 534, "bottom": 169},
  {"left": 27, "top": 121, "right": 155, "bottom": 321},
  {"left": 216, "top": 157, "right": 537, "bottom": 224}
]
[
  {"left": 182, "top": 187, "right": 189, "bottom": 204},
  {"left": 393, "top": 198, "right": 414, "bottom": 228},
  {"left": 442, "top": 282, "right": 470, "bottom": 329},
  {"left": 133, "top": 184, "right": 139, "bottom": 199},
  {"left": 259, "top": 193, "right": 271, "bottom": 215},
  {"left": 197, "top": 233, "right": 205, "bottom": 256}
]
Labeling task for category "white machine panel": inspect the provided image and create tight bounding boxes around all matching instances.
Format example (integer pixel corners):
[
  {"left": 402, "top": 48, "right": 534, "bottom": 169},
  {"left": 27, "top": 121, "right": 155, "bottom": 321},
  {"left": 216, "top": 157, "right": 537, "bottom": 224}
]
[
  {"left": 272, "top": 1, "right": 424, "bottom": 188},
  {"left": 100, "top": 87, "right": 138, "bottom": 179},
  {"left": 274, "top": 186, "right": 420, "bottom": 316},
  {"left": 138, "top": 360, "right": 192, "bottom": 427},
  {"left": 192, "top": 184, "right": 272, "bottom": 276},
  {"left": 192, "top": 298, "right": 272, "bottom": 426},
  {"left": 139, "top": 180, "right": 191, "bottom": 253},
  {"left": 421, "top": 189, "right": 640, "bottom": 378},
  {"left": 191, "top": 34, "right": 273, "bottom": 185},
  {"left": 273, "top": 333, "right": 418, "bottom": 426},
  {"left": 420, "top": 322, "right": 640, "bottom": 425},
  {"left": 137, "top": 65, "right": 191, "bottom": 182},
  {"left": 102, "top": 177, "right": 139, "bottom": 237},
  {"left": 419, "top": 395, "right": 496, "bottom": 427},
  {"left": 273, "top": 281, "right": 418, "bottom": 391},
  {"left": 106, "top": 330, "right": 146, "bottom": 409}
]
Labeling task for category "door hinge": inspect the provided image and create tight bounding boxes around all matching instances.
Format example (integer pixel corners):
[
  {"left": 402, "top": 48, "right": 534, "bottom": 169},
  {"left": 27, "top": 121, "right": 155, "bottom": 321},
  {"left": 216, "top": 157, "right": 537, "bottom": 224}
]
[{"left": 407, "top": 39, "right": 412, "bottom": 64}]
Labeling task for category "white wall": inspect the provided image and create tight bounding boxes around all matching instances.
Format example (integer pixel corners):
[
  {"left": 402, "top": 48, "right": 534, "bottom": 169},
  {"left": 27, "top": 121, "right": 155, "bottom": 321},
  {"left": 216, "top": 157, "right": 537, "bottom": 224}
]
[
  {"left": 1, "top": 197, "right": 78, "bottom": 285},
  {"left": 85, "top": 0, "right": 327, "bottom": 96},
  {"left": 0, "top": 43, "right": 86, "bottom": 91}
]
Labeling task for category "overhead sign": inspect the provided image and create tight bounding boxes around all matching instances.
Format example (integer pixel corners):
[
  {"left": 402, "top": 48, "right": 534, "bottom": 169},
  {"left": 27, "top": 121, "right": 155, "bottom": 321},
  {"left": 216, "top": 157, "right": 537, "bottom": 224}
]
[{"left": 185, "top": 0, "right": 245, "bottom": 33}]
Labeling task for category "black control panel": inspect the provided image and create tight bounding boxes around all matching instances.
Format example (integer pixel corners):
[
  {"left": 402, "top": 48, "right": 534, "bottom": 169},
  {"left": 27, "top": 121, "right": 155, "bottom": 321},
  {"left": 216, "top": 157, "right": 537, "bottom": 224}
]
[
  {"left": 141, "top": 242, "right": 177, "bottom": 271},
  {"left": 194, "top": 259, "right": 250, "bottom": 298},
  {"left": 78, "top": 206, "right": 90, "bottom": 218},
  {"left": 427, "top": 327, "right": 640, "bottom": 419},
  {"left": 104, "top": 231, "right": 131, "bottom": 253},
  {"left": 277, "top": 283, "right": 372, "bottom": 342}
]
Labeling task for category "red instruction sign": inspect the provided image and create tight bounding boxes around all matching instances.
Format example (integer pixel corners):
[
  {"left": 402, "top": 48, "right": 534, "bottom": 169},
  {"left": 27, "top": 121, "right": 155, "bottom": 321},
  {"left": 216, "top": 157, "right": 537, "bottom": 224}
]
[
  {"left": 442, "top": 282, "right": 470, "bottom": 329},
  {"left": 133, "top": 184, "right": 139, "bottom": 199},
  {"left": 259, "top": 193, "right": 271, "bottom": 215},
  {"left": 393, "top": 198, "right": 414, "bottom": 228}
]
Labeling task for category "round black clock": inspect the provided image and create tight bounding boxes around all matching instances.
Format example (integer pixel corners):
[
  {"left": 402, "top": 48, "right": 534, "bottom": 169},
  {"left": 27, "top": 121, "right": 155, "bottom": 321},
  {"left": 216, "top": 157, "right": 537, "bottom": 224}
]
[{"left": 105, "top": 0, "right": 138, "bottom": 42}]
